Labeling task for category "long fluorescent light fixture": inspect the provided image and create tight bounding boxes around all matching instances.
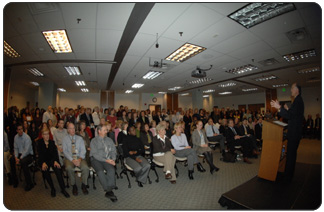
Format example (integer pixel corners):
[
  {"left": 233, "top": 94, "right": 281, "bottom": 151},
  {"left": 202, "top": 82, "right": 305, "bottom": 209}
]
[
  {"left": 228, "top": 3, "right": 296, "bottom": 29},
  {"left": 242, "top": 88, "right": 258, "bottom": 92},
  {"left": 64, "top": 66, "right": 82, "bottom": 75},
  {"left": 165, "top": 43, "right": 206, "bottom": 62},
  {"left": 42, "top": 29, "right": 73, "bottom": 53},
  {"left": 203, "top": 95, "right": 209, "bottom": 98},
  {"left": 189, "top": 78, "right": 213, "bottom": 84},
  {"left": 297, "top": 67, "right": 320, "bottom": 74},
  {"left": 4, "top": 41, "right": 21, "bottom": 58},
  {"left": 158, "top": 92, "right": 167, "bottom": 94},
  {"left": 253, "top": 75, "right": 277, "bottom": 81},
  {"left": 180, "top": 93, "right": 189, "bottom": 96},
  {"left": 218, "top": 82, "right": 236, "bottom": 87},
  {"left": 30, "top": 82, "right": 39, "bottom": 86},
  {"left": 143, "top": 71, "right": 163, "bottom": 80},
  {"left": 57, "top": 88, "right": 66, "bottom": 92},
  {"left": 283, "top": 49, "right": 316, "bottom": 62},
  {"left": 168, "top": 86, "right": 182, "bottom": 91},
  {"left": 75, "top": 81, "right": 86, "bottom": 86},
  {"left": 203, "top": 89, "right": 215, "bottom": 93},
  {"left": 131, "top": 83, "right": 144, "bottom": 88},
  {"left": 226, "top": 64, "right": 258, "bottom": 75},
  {"left": 272, "top": 84, "right": 288, "bottom": 88},
  {"left": 125, "top": 90, "right": 134, "bottom": 94},
  {"left": 219, "top": 91, "right": 232, "bottom": 95},
  {"left": 27, "top": 68, "right": 44, "bottom": 77},
  {"left": 81, "top": 88, "right": 89, "bottom": 92}
]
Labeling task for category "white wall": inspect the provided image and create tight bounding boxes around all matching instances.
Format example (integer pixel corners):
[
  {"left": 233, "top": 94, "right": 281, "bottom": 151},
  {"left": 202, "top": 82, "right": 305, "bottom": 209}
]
[
  {"left": 277, "top": 86, "right": 321, "bottom": 118},
  {"left": 115, "top": 93, "right": 140, "bottom": 110},
  {"left": 8, "top": 82, "right": 38, "bottom": 109},
  {"left": 213, "top": 92, "right": 266, "bottom": 110},
  {"left": 140, "top": 93, "right": 165, "bottom": 110},
  {"left": 179, "top": 96, "right": 193, "bottom": 111},
  {"left": 58, "top": 92, "right": 100, "bottom": 109}
]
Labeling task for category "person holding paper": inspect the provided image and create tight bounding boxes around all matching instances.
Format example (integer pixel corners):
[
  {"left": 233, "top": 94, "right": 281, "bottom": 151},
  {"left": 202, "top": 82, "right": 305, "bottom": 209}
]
[{"left": 270, "top": 83, "right": 304, "bottom": 182}]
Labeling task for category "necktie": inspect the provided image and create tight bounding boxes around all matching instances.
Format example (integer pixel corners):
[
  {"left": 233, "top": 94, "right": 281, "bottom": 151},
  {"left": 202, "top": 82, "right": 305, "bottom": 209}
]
[
  {"left": 71, "top": 137, "right": 78, "bottom": 160},
  {"left": 147, "top": 133, "right": 152, "bottom": 143},
  {"left": 231, "top": 127, "right": 237, "bottom": 135},
  {"left": 211, "top": 125, "right": 215, "bottom": 134}
]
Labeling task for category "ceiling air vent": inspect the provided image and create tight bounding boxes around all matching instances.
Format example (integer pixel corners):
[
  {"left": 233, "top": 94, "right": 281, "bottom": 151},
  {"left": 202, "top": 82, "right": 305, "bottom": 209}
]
[
  {"left": 258, "top": 58, "right": 279, "bottom": 66},
  {"left": 286, "top": 28, "right": 308, "bottom": 43}
]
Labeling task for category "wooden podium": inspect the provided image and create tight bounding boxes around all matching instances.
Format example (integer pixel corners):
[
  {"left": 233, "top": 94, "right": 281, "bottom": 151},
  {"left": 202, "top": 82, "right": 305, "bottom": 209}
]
[{"left": 258, "top": 120, "right": 288, "bottom": 181}]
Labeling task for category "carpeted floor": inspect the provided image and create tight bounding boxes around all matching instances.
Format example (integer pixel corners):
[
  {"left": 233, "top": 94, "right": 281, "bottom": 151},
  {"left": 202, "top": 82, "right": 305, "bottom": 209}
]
[{"left": 3, "top": 138, "right": 320, "bottom": 210}]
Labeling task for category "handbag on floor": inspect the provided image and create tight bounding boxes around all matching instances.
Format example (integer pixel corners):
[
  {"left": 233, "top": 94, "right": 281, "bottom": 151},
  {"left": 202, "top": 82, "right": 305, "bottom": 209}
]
[{"left": 221, "top": 151, "right": 237, "bottom": 163}]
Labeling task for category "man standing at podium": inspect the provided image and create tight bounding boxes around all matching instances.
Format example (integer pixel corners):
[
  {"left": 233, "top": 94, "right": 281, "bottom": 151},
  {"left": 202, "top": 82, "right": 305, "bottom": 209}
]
[{"left": 270, "top": 83, "right": 304, "bottom": 182}]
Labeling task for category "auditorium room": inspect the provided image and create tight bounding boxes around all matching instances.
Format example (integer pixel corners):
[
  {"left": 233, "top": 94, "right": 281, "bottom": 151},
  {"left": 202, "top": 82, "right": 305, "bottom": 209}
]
[{"left": 3, "top": 2, "right": 322, "bottom": 210}]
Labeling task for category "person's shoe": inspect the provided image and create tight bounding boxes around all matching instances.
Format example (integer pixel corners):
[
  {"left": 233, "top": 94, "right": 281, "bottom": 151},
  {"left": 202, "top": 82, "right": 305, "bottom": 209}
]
[
  {"left": 24, "top": 184, "right": 34, "bottom": 191},
  {"left": 72, "top": 185, "right": 78, "bottom": 196},
  {"left": 61, "top": 190, "right": 70, "bottom": 198},
  {"left": 170, "top": 180, "right": 176, "bottom": 184},
  {"left": 137, "top": 181, "right": 143, "bottom": 187},
  {"left": 51, "top": 188, "right": 56, "bottom": 197},
  {"left": 188, "top": 170, "right": 194, "bottom": 180},
  {"left": 197, "top": 163, "right": 206, "bottom": 172},
  {"left": 105, "top": 191, "right": 118, "bottom": 202},
  {"left": 253, "top": 150, "right": 261, "bottom": 155},
  {"left": 243, "top": 157, "right": 252, "bottom": 164},
  {"left": 81, "top": 183, "right": 89, "bottom": 195},
  {"left": 165, "top": 173, "right": 172, "bottom": 179},
  {"left": 214, "top": 166, "right": 220, "bottom": 172}
]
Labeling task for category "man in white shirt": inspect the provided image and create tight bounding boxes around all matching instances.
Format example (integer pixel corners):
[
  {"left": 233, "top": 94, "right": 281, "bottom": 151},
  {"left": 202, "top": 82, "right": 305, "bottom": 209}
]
[
  {"left": 53, "top": 119, "right": 68, "bottom": 165},
  {"left": 92, "top": 106, "right": 100, "bottom": 127},
  {"left": 205, "top": 118, "right": 226, "bottom": 153},
  {"left": 42, "top": 106, "right": 55, "bottom": 123}
]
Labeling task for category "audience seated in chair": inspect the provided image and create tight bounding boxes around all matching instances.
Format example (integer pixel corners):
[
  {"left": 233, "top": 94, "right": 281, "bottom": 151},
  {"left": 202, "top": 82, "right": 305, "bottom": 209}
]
[
  {"left": 4, "top": 130, "right": 16, "bottom": 186},
  {"left": 171, "top": 122, "right": 205, "bottom": 180},
  {"left": 38, "top": 129, "right": 70, "bottom": 198},
  {"left": 140, "top": 123, "right": 153, "bottom": 152},
  {"left": 254, "top": 117, "right": 263, "bottom": 141},
  {"left": 90, "top": 124, "right": 118, "bottom": 202},
  {"left": 152, "top": 123, "right": 177, "bottom": 184},
  {"left": 122, "top": 126, "right": 150, "bottom": 187},
  {"left": 76, "top": 121, "right": 91, "bottom": 166},
  {"left": 238, "top": 119, "right": 260, "bottom": 155},
  {"left": 53, "top": 119, "right": 68, "bottom": 165},
  {"left": 62, "top": 123, "right": 89, "bottom": 196},
  {"left": 13, "top": 123, "right": 34, "bottom": 191},
  {"left": 192, "top": 120, "right": 219, "bottom": 175},
  {"left": 205, "top": 117, "right": 226, "bottom": 154}
]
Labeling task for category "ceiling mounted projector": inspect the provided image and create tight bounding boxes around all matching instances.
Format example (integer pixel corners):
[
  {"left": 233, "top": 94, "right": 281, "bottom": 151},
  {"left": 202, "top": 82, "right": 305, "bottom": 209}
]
[{"left": 191, "top": 65, "right": 212, "bottom": 78}]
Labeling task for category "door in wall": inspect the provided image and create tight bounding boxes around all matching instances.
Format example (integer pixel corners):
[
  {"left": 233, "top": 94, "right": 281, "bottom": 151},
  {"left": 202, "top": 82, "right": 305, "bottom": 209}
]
[{"left": 149, "top": 104, "right": 161, "bottom": 113}]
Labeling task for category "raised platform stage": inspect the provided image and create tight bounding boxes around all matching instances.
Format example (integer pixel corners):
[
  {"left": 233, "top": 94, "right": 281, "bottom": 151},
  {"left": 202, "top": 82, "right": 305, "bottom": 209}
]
[{"left": 218, "top": 162, "right": 321, "bottom": 209}]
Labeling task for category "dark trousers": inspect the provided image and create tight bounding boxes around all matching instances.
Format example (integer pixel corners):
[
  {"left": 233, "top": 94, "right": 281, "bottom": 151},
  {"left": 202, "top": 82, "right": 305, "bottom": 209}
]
[
  {"left": 19, "top": 154, "right": 33, "bottom": 185},
  {"left": 91, "top": 158, "right": 116, "bottom": 192},
  {"left": 228, "top": 138, "right": 253, "bottom": 158},
  {"left": 42, "top": 164, "right": 66, "bottom": 191},
  {"left": 285, "top": 138, "right": 301, "bottom": 180}
]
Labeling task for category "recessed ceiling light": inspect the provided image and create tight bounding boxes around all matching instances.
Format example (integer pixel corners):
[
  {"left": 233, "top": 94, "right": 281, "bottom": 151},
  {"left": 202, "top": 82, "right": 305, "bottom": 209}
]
[
  {"left": 253, "top": 75, "right": 277, "bottom": 81},
  {"left": 165, "top": 43, "right": 206, "bottom": 62},
  {"left": 272, "top": 84, "right": 288, "bottom": 88},
  {"left": 30, "top": 82, "right": 39, "bottom": 86},
  {"left": 142, "top": 70, "right": 164, "bottom": 80},
  {"left": 27, "top": 68, "right": 44, "bottom": 77},
  {"left": 283, "top": 49, "right": 316, "bottom": 62},
  {"left": 125, "top": 90, "right": 134, "bottom": 93},
  {"left": 81, "top": 88, "right": 89, "bottom": 92},
  {"left": 219, "top": 91, "right": 232, "bottom": 95},
  {"left": 57, "top": 88, "right": 66, "bottom": 92},
  {"left": 75, "top": 81, "right": 86, "bottom": 86},
  {"left": 228, "top": 3, "right": 296, "bottom": 29},
  {"left": 131, "top": 83, "right": 144, "bottom": 88},
  {"left": 158, "top": 91, "right": 167, "bottom": 94},
  {"left": 64, "top": 66, "right": 82, "bottom": 75},
  {"left": 42, "top": 29, "right": 73, "bottom": 53},
  {"left": 4, "top": 41, "right": 21, "bottom": 58},
  {"left": 218, "top": 82, "right": 236, "bottom": 87},
  {"left": 203, "top": 95, "right": 209, "bottom": 98},
  {"left": 168, "top": 86, "right": 182, "bottom": 91},
  {"left": 226, "top": 64, "right": 258, "bottom": 75},
  {"left": 180, "top": 93, "right": 189, "bottom": 96},
  {"left": 189, "top": 77, "right": 213, "bottom": 84},
  {"left": 297, "top": 67, "right": 320, "bottom": 74},
  {"left": 242, "top": 88, "right": 258, "bottom": 92},
  {"left": 203, "top": 89, "right": 215, "bottom": 93}
]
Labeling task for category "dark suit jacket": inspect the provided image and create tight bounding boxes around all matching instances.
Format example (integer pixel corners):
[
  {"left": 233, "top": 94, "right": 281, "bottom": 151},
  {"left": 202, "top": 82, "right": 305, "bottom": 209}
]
[
  {"left": 225, "top": 127, "right": 239, "bottom": 146},
  {"left": 137, "top": 116, "right": 149, "bottom": 125},
  {"left": 140, "top": 131, "right": 153, "bottom": 146},
  {"left": 37, "top": 139, "right": 60, "bottom": 167},
  {"left": 80, "top": 113, "right": 94, "bottom": 127},
  {"left": 255, "top": 123, "right": 262, "bottom": 140},
  {"left": 238, "top": 125, "right": 254, "bottom": 136},
  {"left": 152, "top": 135, "right": 172, "bottom": 154},
  {"left": 278, "top": 94, "right": 304, "bottom": 141},
  {"left": 306, "top": 118, "right": 314, "bottom": 129},
  {"left": 315, "top": 118, "right": 321, "bottom": 129},
  {"left": 122, "top": 135, "right": 145, "bottom": 159},
  {"left": 153, "top": 115, "right": 164, "bottom": 125}
]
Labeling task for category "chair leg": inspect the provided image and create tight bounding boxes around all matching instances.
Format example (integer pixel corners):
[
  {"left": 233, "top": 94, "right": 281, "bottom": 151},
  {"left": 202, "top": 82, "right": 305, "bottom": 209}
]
[
  {"left": 151, "top": 164, "right": 159, "bottom": 183},
  {"left": 175, "top": 164, "right": 179, "bottom": 177},
  {"left": 93, "top": 174, "right": 96, "bottom": 190}
]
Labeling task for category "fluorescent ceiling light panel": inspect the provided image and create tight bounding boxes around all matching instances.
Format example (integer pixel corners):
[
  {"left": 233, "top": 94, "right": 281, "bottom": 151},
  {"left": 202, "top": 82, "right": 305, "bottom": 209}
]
[
  {"left": 4, "top": 41, "right": 21, "bottom": 58},
  {"left": 81, "top": 88, "right": 89, "bottom": 92},
  {"left": 57, "top": 88, "right": 66, "bottom": 92},
  {"left": 125, "top": 90, "right": 134, "bottom": 93},
  {"left": 64, "top": 66, "right": 82, "bottom": 75},
  {"left": 283, "top": 49, "right": 316, "bottom": 62},
  {"left": 297, "top": 67, "right": 320, "bottom": 74},
  {"left": 168, "top": 86, "right": 182, "bottom": 91},
  {"left": 228, "top": 3, "right": 296, "bottom": 29},
  {"left": 165, "top": 43, "right": 206, "bottom": 62},
  {"left": 242, "top": 88, "right": 258, "bottom": 92},
  {"left": 142, "top": 71, "right": 164, "bottom": 80},
  {"left": 272, "top": 84, "right": 288, "bottom": 88},
  {"left": 226, "top": 64, "right": 258, "bottom": 75},
  {"left": 219, "top": 91, "right": 232, "bottom": 95},
  {"left": 203, "top": 95, "right": 209, "bottom": 98},
  {"left": 131, "top": 83, "right": 144, "bottom": 88},
  {"left": 42, "top": 29, "right": 73, "bottom": 53},
  {"left": 158, "top": 92, "right": 167, "bottom": 94},
  {"left": 30, "top": 82, "right": 39, "bottom": 86},
  {"left": 253, "top": 75, "right": 277, "bottom": 81},
  {"left": 180, "top": 93, "right": 189, "bottom": 96},
  {"left": 75, "top": 81, "right": 86, "bottom": 86},
  {"left": 218, "top": 82, "right": 236, "bottom": 87},
  {"left": 189, "top": 78, "right": 213, "bottom": 84},
  {"left": 203, "top": 89, "right": 215, "bottom": 93},
  {"left": 27, "top": 68, "right": 44, "bottom": 77}
]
